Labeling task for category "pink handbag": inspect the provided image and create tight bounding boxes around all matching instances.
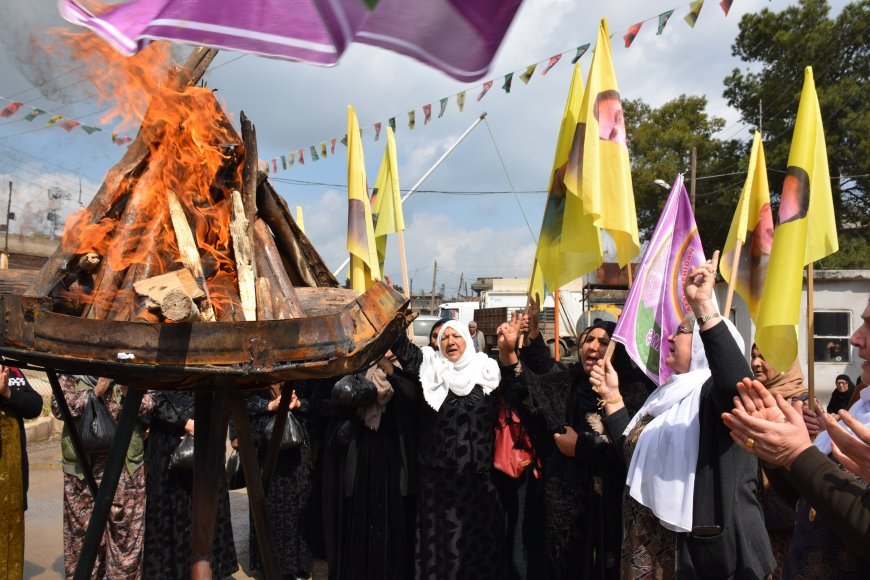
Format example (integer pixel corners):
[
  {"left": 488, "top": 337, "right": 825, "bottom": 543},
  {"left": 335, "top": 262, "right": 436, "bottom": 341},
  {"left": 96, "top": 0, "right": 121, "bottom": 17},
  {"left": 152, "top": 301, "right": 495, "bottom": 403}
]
[{"left": 493, "top": 402, "right": 535, "bottom": 478}]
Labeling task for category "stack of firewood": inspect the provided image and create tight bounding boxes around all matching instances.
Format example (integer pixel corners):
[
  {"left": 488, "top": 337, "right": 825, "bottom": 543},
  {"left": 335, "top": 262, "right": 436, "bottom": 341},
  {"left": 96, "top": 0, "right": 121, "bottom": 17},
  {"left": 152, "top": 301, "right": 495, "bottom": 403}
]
[{"left": 26, "top": 48, "right": 344, "bottom": 324}]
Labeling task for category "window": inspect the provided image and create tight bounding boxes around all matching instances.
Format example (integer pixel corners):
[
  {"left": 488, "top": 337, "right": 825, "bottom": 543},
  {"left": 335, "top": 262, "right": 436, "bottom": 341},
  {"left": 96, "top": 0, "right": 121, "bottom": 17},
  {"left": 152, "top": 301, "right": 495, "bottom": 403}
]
[{"left": 814, "top": 311, "right": 851, "bottom": 363}]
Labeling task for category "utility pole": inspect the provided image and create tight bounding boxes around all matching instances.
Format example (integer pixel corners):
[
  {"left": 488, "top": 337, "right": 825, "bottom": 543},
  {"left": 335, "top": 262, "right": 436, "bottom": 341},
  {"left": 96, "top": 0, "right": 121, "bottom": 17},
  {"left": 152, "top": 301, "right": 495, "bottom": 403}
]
[
  {"left": 4, "top": 181, "right": 12, "bottom": 254},
  {"left": 457, "top": 272, "right": 464, "bottom": 299},
  {"left": 430, "top": 260, "right": 437, "bottom": 315},
  {"left": 79, "top": 177, "right": 83, "bottom": 206},
  {"left": 690, "top": 147, "right": 697, "bottom": 212}
]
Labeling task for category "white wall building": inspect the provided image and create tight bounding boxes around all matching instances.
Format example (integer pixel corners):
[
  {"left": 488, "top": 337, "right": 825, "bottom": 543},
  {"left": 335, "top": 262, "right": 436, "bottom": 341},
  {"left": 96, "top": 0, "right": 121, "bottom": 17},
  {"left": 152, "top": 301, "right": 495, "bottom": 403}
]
[{"left": 716, "top": 270, "right": 869, "bottom": 404}]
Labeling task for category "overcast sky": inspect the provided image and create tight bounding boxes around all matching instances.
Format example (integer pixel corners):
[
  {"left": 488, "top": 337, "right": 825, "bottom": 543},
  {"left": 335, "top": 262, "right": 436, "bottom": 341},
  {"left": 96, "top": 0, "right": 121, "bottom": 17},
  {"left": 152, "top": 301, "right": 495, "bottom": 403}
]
[{"left": 0, "top": 0, "right": 850, "bottom": 297}]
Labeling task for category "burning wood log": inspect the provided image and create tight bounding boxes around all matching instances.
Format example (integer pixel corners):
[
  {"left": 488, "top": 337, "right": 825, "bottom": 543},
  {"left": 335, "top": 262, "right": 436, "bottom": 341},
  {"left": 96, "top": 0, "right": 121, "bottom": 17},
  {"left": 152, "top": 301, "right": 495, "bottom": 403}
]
[
  {"left": 134, "top": 270, "right": 206, "bottom": 323},
  {"left": 26, "top": 47, "right": 218, "bottom": 299},
  {"left": 253, "top": 219, "right": 305, "bottom": 319},
  {"left": 230, "top": 190, "right": 258, "bottom": 321},
  {"left": 167, "top": 189, "right": 216, "bottom": 321}
]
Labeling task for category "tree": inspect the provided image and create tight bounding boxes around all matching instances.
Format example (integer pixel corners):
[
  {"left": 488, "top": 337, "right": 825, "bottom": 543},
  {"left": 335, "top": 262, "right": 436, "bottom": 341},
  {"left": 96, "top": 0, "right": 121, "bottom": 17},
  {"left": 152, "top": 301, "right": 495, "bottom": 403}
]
[
  {"left": 623, "top": 95, "right": 744, "bottom": 255},
  {"left": 723, "top": 0, "right": 869, "bottom": 268}
]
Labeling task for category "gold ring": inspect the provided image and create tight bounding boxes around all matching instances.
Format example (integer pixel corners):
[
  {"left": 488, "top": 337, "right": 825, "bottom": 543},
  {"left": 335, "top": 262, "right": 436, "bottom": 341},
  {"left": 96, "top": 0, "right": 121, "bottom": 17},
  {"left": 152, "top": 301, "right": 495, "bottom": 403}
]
[{"left": 746, "top": 437, "right": 755, "bottom": 449}]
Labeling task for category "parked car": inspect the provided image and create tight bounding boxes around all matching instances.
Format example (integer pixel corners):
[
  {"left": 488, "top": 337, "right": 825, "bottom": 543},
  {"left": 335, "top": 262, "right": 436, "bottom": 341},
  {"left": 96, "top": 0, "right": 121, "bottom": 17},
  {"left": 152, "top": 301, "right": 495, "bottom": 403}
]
[{"left": 410, "top": 315, "right": 443, "bottom": 348}]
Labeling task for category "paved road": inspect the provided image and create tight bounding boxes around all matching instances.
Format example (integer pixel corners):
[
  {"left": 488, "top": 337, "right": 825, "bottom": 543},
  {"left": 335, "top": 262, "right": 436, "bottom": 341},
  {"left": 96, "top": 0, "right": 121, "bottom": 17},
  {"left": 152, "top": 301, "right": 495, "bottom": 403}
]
[{"left": 23, "top": 437, "right": 327, "bottom": 579}]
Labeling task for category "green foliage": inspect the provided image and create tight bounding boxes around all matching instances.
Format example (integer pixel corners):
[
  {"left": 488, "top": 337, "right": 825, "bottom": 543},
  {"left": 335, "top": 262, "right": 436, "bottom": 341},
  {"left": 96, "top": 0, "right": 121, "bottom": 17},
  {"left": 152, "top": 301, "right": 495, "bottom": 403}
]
[
  {"left": 723, "top": 0, "right": 868, "bottom": 268},
  {"left": 623, "top": 95, "right": 744, "bottom": 255}
]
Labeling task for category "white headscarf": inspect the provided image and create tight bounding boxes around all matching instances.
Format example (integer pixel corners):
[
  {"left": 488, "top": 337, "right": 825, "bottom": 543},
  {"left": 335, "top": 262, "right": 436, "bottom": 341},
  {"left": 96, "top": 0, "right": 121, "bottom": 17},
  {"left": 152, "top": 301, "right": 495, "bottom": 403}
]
[
  {"left": 624, "top": 318, "right": 745, "bottom": 533},
  {"left": 419, "top": 320, "right": 501, "bottom": 411},
  {"left": 814, "top": 386, "right": 870, "bottom": 455}
]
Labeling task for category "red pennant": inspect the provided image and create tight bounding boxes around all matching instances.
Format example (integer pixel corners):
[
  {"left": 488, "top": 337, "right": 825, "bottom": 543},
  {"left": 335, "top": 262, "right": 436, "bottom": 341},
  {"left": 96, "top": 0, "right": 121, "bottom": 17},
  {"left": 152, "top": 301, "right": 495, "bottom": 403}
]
[
  {"left": 0, "top": 102, "right": 23, "bottom": 118},
  {"left": 541, "top": 55, "right": 561, "bottom": 75},
  {"left": 423, "top": 104, "right": 432, "bottom": 125},
  {"left": 624, "top": 22, "right": 643, "bottom": 48},
  {"left": 477, "top": 80, "right": 494, "bottom": 102},
  {"left": 374, "top": 122, "right": 382, "bottom": 141},
  {"left": 331, "top": 138, "right": 337, "bottom": 154},
  {"left": 59, "top": 119, "right": 81, "bottom": 132},
  {"left": 299, "top": 148, "right": 304, "bottom": 165}
]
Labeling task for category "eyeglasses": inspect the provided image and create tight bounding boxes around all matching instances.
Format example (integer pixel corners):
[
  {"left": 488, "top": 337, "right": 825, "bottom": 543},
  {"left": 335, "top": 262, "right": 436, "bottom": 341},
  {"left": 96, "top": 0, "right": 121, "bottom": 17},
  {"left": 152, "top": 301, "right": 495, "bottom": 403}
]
[{"left": 675, "top": 325, "right": 694, "bottom": 335}]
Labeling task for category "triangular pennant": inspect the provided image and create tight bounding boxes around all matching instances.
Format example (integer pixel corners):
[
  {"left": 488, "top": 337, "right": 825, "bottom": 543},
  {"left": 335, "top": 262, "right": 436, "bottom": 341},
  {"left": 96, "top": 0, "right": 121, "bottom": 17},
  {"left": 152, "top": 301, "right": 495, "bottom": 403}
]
[
  {"left": 457, "top": 91, "right": 466, "bottom": 112},
  {"left": 0, "top": 102, "right": 24, "bottom": 118},
  {"left": 423, "top": 104, "right": 432, "bottom": 125},
  {"left": 572, "top": 44, "right": 590, "bottom": 64},
  {"left": 46, "top": 115, "right": 65, "bottom": 127},
  {"left": 388, "top": 117, "right": 396, "bottom": 132},
  {"left": 477, "top": 80, "right": 494, "bottom": 101},
  {"left": 541, "top": 55, "right": 561, "bottom": 76},
  {"left": 272, "top": 158, "right": 279, "bottom": 172},
  {"left": 288, "top": 151, "right": 296, "bottom": 167},
  {"left": 408, "top": 110, "right": 415, "bottom": 129},
  {"left": 374, "top": 122, "right": 382, "bottom": 141},
  {"left": 657, "top": 10, "right": 675, "bottom": 34},
  {"left": 438, "top": 98, "right": 448, "bottom": 118},
  {"left": 281, "top": 155, "right": 287, "bottom": 170},
  {"left": 310, "top": 145, "right": 320, "bottom": 161},
  {"left": 80, "top": 125, "right": 101, "bottom": 134},
  {"left": 502, "top": 73, "right": 514, "bottom": 93},
  {"left": 519, "top": 64, "right": 537, "bottom": 84},
  {"left": 331, "top": 138, "right": 337, "bottom": 154},
  {"left": 321, "top": 142, "right": 328, "bottom": 158},
  {"left": 60, "top": 119, "right": 81, "bottom": 132},
  {"left": 24, "top": 108, "right": 45, "bottom": 122},
  {"left": 684, "top": 0, "right": 704, "bottom": 28},
  {"left": 719, "top": 0, "right": 733, "bottom": 16},
  {"left": 260, "top": 159, "right": 270, "bottom": 174},
  {"left": 624, "top": 22, "right": 643, "bottom": 48},
  {"left": 299, "top": 148, "right": 305, "bottom": 164}
]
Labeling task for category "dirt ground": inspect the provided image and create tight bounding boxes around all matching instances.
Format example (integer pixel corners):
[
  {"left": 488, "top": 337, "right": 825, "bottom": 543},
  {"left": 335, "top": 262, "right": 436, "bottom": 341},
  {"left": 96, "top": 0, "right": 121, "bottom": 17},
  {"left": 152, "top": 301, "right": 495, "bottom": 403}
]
[{"left": 23, "top": 437, "right": 328, "bottom": 579}]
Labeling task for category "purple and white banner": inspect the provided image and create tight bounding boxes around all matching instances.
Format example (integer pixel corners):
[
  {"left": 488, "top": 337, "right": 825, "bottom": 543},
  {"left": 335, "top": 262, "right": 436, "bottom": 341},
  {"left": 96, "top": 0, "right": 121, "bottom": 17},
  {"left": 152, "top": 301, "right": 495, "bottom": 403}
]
[
  {"left": 612, "top": 174, "right": 706, "bottom": 386},
  {"left": 59, "top": 0, "right": 523, "bottom": 83}
]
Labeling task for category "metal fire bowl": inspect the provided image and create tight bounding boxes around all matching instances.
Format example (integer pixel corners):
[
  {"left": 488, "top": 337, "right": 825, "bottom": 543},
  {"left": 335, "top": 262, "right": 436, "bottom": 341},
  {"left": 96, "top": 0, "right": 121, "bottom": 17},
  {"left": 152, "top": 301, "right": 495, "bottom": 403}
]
[{"left": 0, "top": 282, "right": 414, "bottom": 390}]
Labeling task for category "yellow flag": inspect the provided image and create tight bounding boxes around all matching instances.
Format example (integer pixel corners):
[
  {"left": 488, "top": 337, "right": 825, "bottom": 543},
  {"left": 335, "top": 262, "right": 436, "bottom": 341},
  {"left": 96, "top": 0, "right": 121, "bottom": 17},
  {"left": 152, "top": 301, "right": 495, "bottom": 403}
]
[
  {"left": 719, "top": 131, "right": 774, "bottom": 322},
  {"left": 755, "top": 67, "right": 838, "bottom": 371},
  {"left": 347, "top": 105, "right": 381, "bottom": 293},
  {"left": 532, "top": 61, "right": 599, "bottom": 300},
  {"left": 371, "top": 127, "right": 404, "bottom": 275},
  {"left": 562, "top": 18, "right": 639, "bottom": 271}
]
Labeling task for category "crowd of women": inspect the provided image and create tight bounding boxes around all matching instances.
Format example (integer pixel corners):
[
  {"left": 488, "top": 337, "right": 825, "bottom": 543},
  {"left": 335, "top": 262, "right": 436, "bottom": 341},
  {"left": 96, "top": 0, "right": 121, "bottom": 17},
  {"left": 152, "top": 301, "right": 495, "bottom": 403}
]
[{"left": 1, "top": 254, "right": 868, "bottom": 579}]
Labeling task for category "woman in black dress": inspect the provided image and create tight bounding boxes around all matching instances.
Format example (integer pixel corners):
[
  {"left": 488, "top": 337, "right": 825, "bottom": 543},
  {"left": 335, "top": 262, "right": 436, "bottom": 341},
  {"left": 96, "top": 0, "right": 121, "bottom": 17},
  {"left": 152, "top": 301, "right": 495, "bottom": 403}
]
[
  {"left": 142, "top": 391, "right": 238, "bottom": 579},
  {"left": 391, "top": 319, "right": 506, "bottom": 579}
]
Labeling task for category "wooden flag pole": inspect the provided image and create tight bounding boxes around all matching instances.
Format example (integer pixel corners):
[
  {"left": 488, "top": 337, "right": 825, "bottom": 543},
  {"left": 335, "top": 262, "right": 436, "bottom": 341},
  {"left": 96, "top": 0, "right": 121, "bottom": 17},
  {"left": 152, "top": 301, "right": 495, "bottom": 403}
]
[
  {"left": 723, "top": 240, "right": 743, "bottom": 316},
  {"left": 518, "top": 258, "right": 539, "bottom": 350},
  {"left": 397, "top": 230, "right": 410, "bottom": 299},
  {"left": 806, "top": 263, "right": 816, "bottom": 411},
  {"left": 626, "top": 262, "right": 633, "bottom": 289},
  {"left": 554, "top": 289, "right": 561, "bottom": 361}
]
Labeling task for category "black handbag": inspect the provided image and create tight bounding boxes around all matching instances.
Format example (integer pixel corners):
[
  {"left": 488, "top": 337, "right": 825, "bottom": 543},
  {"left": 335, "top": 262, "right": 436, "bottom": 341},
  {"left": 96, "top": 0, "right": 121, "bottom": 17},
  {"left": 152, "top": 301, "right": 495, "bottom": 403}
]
[
  {"left": 226, "top": 450, "right": 246, "bottom": 490},
  {"left": 331, "top": 374, "right": 378, "bottom": 407},
  {"left": 264, "top": 411, "right": 304, "bottom": 450},
  {"left": 79, "top": 390, "right": 117, "bottom": 453},
  {"left": 169, "top": 434, "right": 195, "bottom": 470}
]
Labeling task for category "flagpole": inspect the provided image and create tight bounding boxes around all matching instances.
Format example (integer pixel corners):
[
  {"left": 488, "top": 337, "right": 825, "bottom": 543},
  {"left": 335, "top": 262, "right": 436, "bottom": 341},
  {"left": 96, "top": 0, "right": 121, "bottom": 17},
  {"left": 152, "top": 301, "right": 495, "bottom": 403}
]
[
  {"left": 554, "top": 289, "right": 561, "bottom": 361},
  {"left": 518, "top": 258, "right": 538, "bottom": 350},
  {"left": 397, "top": 230, "right": 410, "bottom": 299},
  {"left": 626, "top": 262, "right": 633, "bottom": 289},
  {"left": 806, "top": 263, "right": 816, "bottom": 411},
  {"left": 723, "top": 240, "right": 743, "bottom": 316},
  {"left": 332, "top": 113, "right": 487, "bottom": 277}
]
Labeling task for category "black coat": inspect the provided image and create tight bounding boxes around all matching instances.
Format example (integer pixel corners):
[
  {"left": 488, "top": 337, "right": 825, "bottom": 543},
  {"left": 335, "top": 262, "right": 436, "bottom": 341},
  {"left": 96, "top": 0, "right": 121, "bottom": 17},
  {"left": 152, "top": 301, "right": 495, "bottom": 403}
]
[{"left": 604, "top": 322, "right": 776, "bottom": 579}]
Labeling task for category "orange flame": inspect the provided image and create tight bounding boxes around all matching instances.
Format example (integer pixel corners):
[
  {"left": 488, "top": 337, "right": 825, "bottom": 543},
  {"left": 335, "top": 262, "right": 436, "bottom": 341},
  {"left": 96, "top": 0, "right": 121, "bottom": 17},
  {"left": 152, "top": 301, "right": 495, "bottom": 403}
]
[{"left": 55, "top": 31, "right": 244, "bottom": 320}]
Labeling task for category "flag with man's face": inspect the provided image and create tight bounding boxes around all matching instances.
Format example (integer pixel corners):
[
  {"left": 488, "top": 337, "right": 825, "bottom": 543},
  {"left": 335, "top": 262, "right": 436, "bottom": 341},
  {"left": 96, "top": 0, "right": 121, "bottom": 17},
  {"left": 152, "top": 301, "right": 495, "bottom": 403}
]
[
  {"left": 719, "top": 131, "right": 773, "bottom": 322},
  {"left": 562, "top": 18, "right": 639, "bottom": 271},
  {"left": 755, "top": 67, "right": 838, "bottom": 372},
  {"left": 347, "top": 105, "right": 381, "bottom": 293},
  {"left": 612, "top": 175, "right": 706, "bottom": 386},
  {"left": 370, "top": 127, "right": 404, "bottom": 275},
  {"left": 531, "top": 61, "right": 598, "bottom": 304}
]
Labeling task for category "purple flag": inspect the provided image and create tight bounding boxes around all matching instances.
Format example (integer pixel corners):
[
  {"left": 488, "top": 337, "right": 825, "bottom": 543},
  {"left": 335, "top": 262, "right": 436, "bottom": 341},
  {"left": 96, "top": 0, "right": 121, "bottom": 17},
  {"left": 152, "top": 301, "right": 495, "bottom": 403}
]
[
  {"left": 612, "top": 175, "right": 706, "bottom": 386},
  {"left": 60, "top": 0, "right": 523, "bottom": 83}
]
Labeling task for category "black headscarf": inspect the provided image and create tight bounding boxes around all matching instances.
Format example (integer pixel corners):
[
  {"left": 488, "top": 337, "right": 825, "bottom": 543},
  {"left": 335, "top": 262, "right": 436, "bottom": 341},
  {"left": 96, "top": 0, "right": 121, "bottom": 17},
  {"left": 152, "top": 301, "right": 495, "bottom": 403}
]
[{"left": 827, "top": 374, "right": 856, "bottom": 414}]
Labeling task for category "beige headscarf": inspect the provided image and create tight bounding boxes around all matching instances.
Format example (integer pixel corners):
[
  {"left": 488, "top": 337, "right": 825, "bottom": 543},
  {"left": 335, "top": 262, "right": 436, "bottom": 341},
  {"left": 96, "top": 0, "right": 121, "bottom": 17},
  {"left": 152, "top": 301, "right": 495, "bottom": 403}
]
[
  {"left": 360, "top": 359, "right": 398, "bottom": 431},
  {"left": 762, "top": 359, "right": 807, "bottom": 401}
]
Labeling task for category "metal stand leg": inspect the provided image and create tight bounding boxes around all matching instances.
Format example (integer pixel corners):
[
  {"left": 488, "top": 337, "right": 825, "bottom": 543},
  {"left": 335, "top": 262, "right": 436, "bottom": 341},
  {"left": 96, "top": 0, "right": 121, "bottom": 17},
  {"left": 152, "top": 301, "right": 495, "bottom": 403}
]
[
  {"left": 228, "top": 391, "right": 280, "bottom": 580},
  {"left": 73, "top": 387, "right": 145, "bottom": 580},
  {"left": 46, "top": 370, "right": 98, "bottom": 496},
  {"left": 261, "top": 383, "right": 292, "bottom": 495},
  {"left": 191, "top": 387, "right": 229, "bottom": 580}
]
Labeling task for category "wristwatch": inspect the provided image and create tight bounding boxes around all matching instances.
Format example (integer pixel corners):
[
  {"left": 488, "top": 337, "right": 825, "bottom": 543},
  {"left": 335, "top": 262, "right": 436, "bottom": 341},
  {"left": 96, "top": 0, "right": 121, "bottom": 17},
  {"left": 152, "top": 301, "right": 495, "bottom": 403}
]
[{"left": 697, "top": 312, "right": 721, "bottom": 325}]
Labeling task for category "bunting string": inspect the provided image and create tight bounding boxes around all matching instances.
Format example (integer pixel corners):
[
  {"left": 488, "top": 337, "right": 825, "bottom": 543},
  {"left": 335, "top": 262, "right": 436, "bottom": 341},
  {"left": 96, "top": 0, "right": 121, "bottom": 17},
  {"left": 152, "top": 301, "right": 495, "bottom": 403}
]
[{"left": 261, "top": 0, "right": 734, "bottom": 173}]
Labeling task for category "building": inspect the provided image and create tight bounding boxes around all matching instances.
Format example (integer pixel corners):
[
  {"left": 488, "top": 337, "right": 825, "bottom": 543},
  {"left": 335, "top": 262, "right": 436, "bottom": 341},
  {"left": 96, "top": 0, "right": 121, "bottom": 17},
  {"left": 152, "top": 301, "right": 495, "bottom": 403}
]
[{"left": 409, "top": 292, "right": 443, "bottom": 315}]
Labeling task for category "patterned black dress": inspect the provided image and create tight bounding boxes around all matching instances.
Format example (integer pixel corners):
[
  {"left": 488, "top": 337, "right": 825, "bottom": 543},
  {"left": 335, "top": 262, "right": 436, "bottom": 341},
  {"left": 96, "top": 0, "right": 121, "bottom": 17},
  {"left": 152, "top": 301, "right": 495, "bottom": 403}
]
[
  {"left": 243, "top": 392, "right": 315, "bottom": 579},
  {"left": 392, "top": 334, "right": 507, "bottom": 580},
  {"left": 142, "top": 392, "right": 238, "bottom": 579}
]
